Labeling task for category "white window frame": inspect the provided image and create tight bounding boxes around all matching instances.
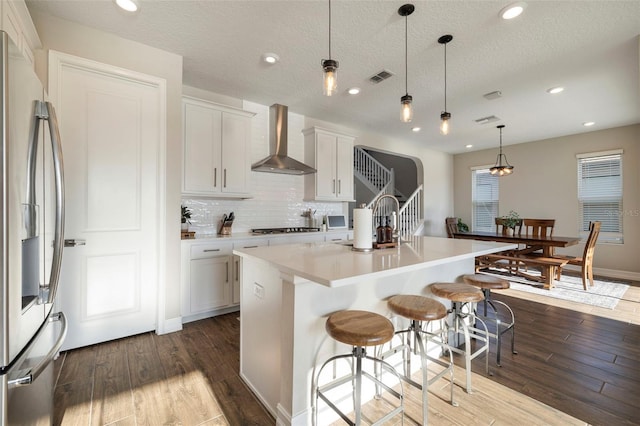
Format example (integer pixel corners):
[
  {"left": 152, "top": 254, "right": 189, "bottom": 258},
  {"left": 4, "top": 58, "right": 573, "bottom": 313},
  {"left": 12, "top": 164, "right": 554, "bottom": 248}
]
[
  {"left": 576, "top": 149, "right": 623, "bottom": 244},
  {"left": 471, "top": 166, "right": 499, "bottom": 232}
]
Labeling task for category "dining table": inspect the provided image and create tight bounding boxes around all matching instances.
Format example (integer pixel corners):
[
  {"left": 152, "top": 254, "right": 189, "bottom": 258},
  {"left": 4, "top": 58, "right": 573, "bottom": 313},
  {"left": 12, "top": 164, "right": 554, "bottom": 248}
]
[{"left": 452, "top": 230, "right": 581, "bottom": 288}]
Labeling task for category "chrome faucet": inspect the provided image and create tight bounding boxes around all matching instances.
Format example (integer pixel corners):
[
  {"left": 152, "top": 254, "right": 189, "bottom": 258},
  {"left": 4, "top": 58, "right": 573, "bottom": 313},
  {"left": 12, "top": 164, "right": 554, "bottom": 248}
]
[{"left": 371, "top": 194, "right": 401, "bottom": 245}]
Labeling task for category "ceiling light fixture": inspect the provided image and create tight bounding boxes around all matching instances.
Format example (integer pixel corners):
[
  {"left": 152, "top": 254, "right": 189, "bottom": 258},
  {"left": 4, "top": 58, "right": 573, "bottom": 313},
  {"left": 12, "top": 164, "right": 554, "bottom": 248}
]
[
  {"left": 398, "top": 4, "right": 415, "bottom": 123},
  {"left": 546, "top": 86, "right": 564, "bottom": 94},
  {"left": 263, "top": 53, "right": 279, "bottom": 64},
  {"left": 490, "top": 125, "right": 514, "bottom": 176},
  {"left": 322, "top": 0, "right": 338, "bottom": 96},
  {"left": 348, "top": 87, "right": 361, "bottom": 95},
  {"left": 466, "top": 144, "right": 473, "bottom": 149},
  {"left": 412, "top": 127, "right": 421, "bottom": 132},
  {"left": 500, "top": 2, "right": 526, "bottom": 20},
  {"left": 583, "top": 121, "right": 595, "bottom": 127},
  {"left": 115, "top": 0, "right": 138, "bottom": 12},
  {"left": 438, "top": 34, "right": 453, "bottom": 135}
]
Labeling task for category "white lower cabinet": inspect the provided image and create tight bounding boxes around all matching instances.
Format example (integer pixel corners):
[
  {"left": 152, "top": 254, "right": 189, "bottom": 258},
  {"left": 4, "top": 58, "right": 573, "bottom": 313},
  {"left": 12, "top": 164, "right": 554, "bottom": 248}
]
[
  {"left": 182, "top": 241, "right": 233, "bottom": 321},
  {"left": 232, "top": 239, "right": 269, "bottom": 304}
]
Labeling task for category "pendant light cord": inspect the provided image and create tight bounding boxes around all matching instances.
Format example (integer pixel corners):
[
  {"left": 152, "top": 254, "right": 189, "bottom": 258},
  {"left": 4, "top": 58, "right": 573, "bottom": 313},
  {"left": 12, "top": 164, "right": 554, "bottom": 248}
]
[
  {"left": 443, "top": 42, "right": 447, "bottom": 111},
  {"left": 328, "top": 0, "right": 332, "bottom": 59},
  {"left": 404, "top": 14, "right": 408, "bottom": 95}
]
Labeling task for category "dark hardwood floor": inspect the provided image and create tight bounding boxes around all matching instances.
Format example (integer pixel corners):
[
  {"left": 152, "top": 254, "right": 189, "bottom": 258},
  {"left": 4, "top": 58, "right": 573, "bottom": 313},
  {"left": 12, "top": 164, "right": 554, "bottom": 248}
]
[
  {"left": 53, "top": 291, "right": 639, "bottom": 425},
  {"left": 477, "top": 293, "right": 640, "bottom": 426}
]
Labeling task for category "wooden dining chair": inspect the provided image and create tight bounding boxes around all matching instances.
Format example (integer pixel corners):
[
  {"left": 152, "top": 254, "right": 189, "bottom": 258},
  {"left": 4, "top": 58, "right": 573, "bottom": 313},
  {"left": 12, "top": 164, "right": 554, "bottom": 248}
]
[
  {"left": 495, "top": 217, "right": 523, "bottom": 235},
  {"left": 445, "top": 217, "right": 458, "bottom": 238},
  {"left": 523, "top": 219, "right": 555, "bottom": 237},
  {"left": 552, "top": 221, "right": 601, "bottom": 290}
]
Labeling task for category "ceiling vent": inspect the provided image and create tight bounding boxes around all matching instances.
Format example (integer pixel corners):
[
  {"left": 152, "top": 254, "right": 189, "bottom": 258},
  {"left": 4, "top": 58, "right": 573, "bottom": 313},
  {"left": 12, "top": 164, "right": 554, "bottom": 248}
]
[
  {"left": 474, "top": 115, "right": 500, "bottom": 124},
  {"left": 369, "top": 69, "right": 394, "bottom": 84},
  {"left": 483, "top": 91, "right": 502, "bottom": 100}
]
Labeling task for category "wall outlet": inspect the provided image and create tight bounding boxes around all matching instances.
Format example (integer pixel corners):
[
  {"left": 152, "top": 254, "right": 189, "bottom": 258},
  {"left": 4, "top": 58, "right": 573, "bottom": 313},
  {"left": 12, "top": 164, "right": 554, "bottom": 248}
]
[{"left": 253, "top": 283, "right": 265, "bottom": 299}]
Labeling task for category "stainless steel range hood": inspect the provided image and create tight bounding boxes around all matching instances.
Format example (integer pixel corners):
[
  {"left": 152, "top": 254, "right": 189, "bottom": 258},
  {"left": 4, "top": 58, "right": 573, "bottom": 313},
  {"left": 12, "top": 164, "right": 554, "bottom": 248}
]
[{"left": 251, "top": 104, "right": 316, "bottom": 175}]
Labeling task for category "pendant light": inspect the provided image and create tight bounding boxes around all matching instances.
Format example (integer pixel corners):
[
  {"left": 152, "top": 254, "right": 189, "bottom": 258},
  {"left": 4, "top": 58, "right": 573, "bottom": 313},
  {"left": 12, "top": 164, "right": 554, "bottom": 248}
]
[
  {"left": 438, "top": 34, "right": 453, "bottom": 135},
  {"left": 490, "top": 125, "right": 514, "bottom": 176},
  {"left": 398, "top": 4, "right": 415, "bottom": 122},
  {"left": 322, "top": 0, "right": 338, "bottom": 96}
]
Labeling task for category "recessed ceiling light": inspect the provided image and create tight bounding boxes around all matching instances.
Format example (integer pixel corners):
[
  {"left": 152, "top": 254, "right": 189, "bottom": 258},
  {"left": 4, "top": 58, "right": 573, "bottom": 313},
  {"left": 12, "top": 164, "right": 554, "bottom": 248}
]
[
  {"left": 411, "top": 127, "right": 421, "bottom": 132},
  {"left": 466, "top": 144, "right": 473, "bottom": 149},
  {"left": 500, "top": 2, "right": 526, "bottom": 20},
  {"left": 583, "top": 121, "right": 595, "bottom": 127},
  {"left": 262, "top": 53, "right": 279, "bottom": 64},
  {"left": 546, "top": 86, "right": 564, "bottom": 94},
  {"left": 115, "top": 0, "right": 138, "bottom": 12},
  {"left": 347, "top": 87, "right": 361, "bottom": 95}
]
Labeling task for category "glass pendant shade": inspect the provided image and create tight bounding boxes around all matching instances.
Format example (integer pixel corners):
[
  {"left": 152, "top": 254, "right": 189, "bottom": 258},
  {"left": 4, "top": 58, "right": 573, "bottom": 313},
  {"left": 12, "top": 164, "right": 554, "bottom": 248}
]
[
  {"left": 401, "top": 94, "right": 413, "bottom": 122},
  {"left": 490, "top": 125, "right": 514, "bottom": 176},
  {"left": 440, "top": 111, "right": 451, "bottom": 135},
  {"left": 322, "top": 59, "right": 338, "bottom": 96}
]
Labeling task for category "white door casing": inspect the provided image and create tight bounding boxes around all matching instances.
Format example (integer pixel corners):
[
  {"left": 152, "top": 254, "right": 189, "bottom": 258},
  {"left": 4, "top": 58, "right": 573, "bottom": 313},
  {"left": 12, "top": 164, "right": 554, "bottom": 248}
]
[{"left": 48, "top": 51, "right": 166, "bottom": 350}]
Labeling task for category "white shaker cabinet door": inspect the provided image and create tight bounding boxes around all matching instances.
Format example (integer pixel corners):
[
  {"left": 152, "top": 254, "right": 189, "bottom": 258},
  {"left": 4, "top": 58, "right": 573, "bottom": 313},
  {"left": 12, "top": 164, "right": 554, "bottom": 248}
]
[
  {"left": 49, "top": 51, "right": 164, "bottom": 350},
  {"left": 189, "top": 256, "right": 231, "bottom": 313},
  {"left": 183, "top": 102, "right": 222, "bottom": 194}
]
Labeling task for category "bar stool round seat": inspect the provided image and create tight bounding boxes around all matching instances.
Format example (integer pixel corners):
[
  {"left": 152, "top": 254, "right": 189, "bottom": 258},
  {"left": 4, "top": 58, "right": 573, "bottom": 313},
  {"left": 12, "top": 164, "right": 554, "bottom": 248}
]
[
  {"left": 315, "top": 310, "right": 403, "bottom": 425},
  {"left": 326, "top": 310, "right": 395, "bottom": 347},
  {"left": 388, "top": 295, "right": 447, "bottom": 322},
  {"left": 430, "top": 282, "right": 484, "bottom": 303},
  {"left": 462, "top": 273, "right": 509, "bottom": 290},
  {"left": 428, "top": 282, "right": 489, "bottom": 394},
  {"left": 383, "top": 295, "right": 456, "bottom": 425},
  {"left": 462, "top": 274, "right": 517, "bottom": 367}
]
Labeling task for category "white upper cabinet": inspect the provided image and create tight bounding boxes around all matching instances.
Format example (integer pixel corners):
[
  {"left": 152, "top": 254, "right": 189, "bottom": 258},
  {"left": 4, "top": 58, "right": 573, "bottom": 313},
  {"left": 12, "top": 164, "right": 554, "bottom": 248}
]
[
  {"left": 182, "top": 96, "right": 255, "bottom": 198},
  {"left": 1, "top": 0, "right": 40, "bottom": 68},
  {"left": 303, "top": 126, "right": 355, "bottom": 202}
]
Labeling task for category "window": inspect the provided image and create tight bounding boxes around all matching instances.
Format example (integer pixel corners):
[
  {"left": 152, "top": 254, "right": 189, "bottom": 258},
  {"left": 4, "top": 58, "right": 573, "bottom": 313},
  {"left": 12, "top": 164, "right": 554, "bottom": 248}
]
[
  {"left": 472, "top": 168, "right": 499, "bottom": 232},
  {"left": 577, "top": 150, "right": 623, "bottom": 243}
]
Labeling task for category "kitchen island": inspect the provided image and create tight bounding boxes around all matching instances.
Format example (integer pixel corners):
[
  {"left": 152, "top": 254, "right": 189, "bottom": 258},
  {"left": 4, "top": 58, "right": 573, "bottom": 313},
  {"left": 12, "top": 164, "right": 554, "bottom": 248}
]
[{"left": 234, "top": 236, "right": 514, "bottom": 426}]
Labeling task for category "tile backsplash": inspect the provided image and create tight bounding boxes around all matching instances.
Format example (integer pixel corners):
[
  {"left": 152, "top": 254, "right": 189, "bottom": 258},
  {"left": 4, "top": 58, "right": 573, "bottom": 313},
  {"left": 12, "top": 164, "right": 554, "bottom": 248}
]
[{"left": 182, "top": 101, "right": 347, "bottom": 235}]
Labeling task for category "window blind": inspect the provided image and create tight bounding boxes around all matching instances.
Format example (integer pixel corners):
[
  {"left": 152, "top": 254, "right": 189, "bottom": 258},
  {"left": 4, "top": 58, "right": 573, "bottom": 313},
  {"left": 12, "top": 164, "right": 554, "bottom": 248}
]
[
  {"left": 472, "top": 168, "right": 499, "bottom": 232},
  {"left": 577, "top": 153, "right": 623, "bottom": 243}
]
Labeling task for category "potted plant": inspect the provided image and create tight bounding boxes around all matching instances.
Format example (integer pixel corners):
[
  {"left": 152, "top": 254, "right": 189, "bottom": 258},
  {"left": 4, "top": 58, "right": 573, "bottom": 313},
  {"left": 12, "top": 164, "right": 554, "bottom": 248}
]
[
  {"left": 181, "top": 205, "right": 192, "bottom": 231},
  {"left": 457, "top": 218, "right": 469, "bottom": 233},
  {"left": 501, "top": 210, "right": 520, "bottom": 234}
]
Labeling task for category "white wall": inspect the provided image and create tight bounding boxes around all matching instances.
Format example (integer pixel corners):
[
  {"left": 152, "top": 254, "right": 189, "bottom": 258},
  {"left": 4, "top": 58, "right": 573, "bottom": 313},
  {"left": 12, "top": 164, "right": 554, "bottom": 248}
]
[
  {"left": 453, "top": 124, "right": 640, "bottom": 276},
  {"left": 30, "top": 11, "right": 184, "bottom": 321}
]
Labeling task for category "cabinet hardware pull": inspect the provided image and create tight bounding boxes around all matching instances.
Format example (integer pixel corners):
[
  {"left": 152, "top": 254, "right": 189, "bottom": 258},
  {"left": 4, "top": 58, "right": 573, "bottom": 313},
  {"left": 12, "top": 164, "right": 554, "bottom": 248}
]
[
  {"left": 235, "top": 260, "right": 239, "bottom": 280},
  {"left": 224, "top": 169, "right": 227, "bottom": 188},
  {"left": 203, "top": 249, "right": 220, "bottom": 252},
  {"left": 331, "top": 238, "right": 341, "bottom": 241},
  {"left": 338, "top": 179, "right": 341, "bottom": 194},
  {"left": 214, "top": 168, "right": 217, "bottom": 187},
  {"left": 243, "top": 245, "right": 258, "bottom": 248},
  {"left": 333, "top": 179, "right": 336, "bottom": 194},
  {"left": 226, "top": 263, "right": 229, "bottom": 282}
]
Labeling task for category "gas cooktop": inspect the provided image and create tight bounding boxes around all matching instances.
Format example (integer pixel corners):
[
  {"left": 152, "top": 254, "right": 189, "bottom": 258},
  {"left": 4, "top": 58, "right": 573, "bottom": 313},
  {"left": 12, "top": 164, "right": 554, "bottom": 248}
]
[{"left": 251, "top": 227, "right": 321, "bottom": 235}]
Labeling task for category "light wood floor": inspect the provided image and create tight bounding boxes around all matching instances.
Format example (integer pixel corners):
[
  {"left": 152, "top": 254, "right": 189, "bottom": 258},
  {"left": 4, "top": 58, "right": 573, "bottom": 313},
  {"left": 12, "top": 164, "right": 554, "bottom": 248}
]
[{"left": 53, "top": 275, "right": 639, "bottom": 425}]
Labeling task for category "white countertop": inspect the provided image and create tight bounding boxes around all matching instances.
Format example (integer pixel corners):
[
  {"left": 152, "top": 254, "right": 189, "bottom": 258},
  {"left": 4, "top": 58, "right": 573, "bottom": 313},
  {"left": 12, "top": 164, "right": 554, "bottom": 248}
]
[
  {"left": 181, "top": 228, "right": 351, "bottom": 243},
  {"left": 234, "top": 236, "right": 515, "bottom": 287}
]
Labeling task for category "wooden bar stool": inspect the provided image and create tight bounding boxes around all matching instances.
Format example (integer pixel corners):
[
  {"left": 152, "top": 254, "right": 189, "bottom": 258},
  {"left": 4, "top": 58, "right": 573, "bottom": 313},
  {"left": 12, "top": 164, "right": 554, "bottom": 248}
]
[
  {"left": 463, "top": 274, "right": 517, "bottom": 366},
  {"left": 429, "top": 283, "right": 490, "bottom": 394},
  {"left": 380, "top": 295, "right": 457, "bottom": 425},
  {"left": 315, "top": 310, "right": 404, "bottom": 426}
]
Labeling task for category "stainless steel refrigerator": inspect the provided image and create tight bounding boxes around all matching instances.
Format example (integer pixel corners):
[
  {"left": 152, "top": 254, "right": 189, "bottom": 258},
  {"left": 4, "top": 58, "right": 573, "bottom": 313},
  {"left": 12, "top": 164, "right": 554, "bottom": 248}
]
[{"left": 0, "top": 30, "right": 67, "bottom": 425}]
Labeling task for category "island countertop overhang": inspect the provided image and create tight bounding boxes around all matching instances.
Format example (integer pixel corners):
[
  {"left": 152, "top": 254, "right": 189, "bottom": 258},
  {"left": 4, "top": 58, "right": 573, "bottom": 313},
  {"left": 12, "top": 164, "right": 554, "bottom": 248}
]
[{"left": 234, "top": 236, "right": 516, "bottom": 287}]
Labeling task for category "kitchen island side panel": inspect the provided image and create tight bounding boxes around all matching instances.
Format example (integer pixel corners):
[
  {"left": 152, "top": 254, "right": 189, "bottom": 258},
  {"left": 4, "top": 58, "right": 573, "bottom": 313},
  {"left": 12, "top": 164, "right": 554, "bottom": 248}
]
[{"left": 239, "top": 253, "right": 475, "bottom": 425}]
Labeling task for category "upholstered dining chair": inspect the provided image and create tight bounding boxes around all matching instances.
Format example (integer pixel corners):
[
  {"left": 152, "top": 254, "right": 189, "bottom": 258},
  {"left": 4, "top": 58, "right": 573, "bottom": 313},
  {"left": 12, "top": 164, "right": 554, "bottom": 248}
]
[{"left": 552, "top": 221, "right": 601, "bottom": 290}]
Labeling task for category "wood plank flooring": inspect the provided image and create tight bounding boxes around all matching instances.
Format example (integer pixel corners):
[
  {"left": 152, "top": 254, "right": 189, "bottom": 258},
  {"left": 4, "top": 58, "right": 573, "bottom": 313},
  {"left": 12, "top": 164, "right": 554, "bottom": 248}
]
[{"left": 53, "top": 279, "right": 640, "bottom": 425}]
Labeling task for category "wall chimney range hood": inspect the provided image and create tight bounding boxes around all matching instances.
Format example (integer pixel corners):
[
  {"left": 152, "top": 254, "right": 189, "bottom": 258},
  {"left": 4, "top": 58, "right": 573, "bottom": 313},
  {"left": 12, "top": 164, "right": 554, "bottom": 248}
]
[{"left": 251, "top": 104, "right": 316, "bottom": 175}]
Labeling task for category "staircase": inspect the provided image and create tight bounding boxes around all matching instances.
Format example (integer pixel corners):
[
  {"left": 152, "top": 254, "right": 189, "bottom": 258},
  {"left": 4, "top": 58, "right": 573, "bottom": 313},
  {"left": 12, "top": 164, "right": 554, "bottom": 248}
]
[{"left": 354, "top": 147, "right": 424, "bottom": 238}]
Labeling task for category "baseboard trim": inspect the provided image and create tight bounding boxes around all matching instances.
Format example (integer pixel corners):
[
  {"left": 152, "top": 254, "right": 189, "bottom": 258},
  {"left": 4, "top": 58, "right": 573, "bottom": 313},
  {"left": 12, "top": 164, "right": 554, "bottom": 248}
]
[{"left": 562, "top": 264, "right": 640, "bottom": 282}]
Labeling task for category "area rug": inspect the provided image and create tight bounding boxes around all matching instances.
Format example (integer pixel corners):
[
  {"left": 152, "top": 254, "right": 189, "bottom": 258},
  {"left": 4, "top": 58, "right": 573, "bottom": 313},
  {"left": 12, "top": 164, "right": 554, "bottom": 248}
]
[{"left": 480, "top": 270, "right": 630, "bottom": 309}]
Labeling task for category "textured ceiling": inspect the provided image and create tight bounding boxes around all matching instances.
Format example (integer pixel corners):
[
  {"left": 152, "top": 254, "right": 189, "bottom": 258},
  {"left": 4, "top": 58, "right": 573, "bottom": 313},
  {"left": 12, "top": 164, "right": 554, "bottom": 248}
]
[{"left": 26, "top": 0, "right": 640, "bottom": 154}]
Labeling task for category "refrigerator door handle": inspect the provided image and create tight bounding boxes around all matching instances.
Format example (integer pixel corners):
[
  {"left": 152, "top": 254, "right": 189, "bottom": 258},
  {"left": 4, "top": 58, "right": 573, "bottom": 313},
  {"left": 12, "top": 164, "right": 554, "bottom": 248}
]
[
  {"left": 44, "top": 101, "right": 66, "bottom": 305},
  {"left": 8, "top": 312, "right": 67, "bottom": 388},
  {"left": 24, "top": 100, "right": 45, "bottom": 237}
]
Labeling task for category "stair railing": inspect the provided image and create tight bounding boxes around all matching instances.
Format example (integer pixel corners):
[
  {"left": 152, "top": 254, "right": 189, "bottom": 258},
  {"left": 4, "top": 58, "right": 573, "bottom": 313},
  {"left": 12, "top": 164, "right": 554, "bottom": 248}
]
[
  {"left": 398, "top": 184, "right": 423, "bottom": 238},
  {"left": 354, "top": 147, "right": 392, "bottom": 192}
]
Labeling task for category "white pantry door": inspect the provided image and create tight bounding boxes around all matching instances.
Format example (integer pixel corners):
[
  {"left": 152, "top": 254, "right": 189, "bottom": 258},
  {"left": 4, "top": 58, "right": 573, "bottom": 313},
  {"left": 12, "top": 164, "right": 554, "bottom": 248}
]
[{"left": 49, "top": 52, "right": 165, "bottom": 350}]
